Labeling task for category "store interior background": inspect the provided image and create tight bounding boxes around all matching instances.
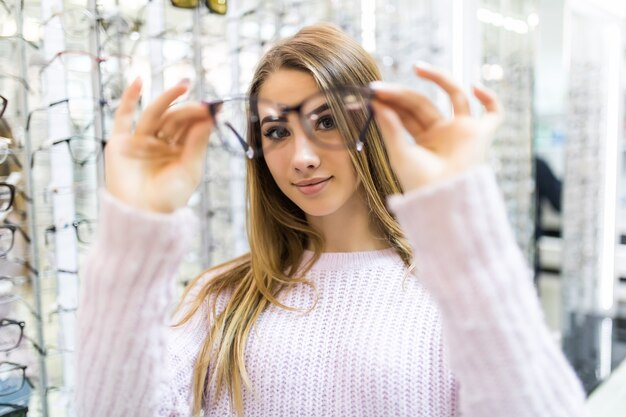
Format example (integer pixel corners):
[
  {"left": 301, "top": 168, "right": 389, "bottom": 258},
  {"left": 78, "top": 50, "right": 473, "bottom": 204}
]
[{"left": 0, "top": 0, "right": 625, "bottom": 416}]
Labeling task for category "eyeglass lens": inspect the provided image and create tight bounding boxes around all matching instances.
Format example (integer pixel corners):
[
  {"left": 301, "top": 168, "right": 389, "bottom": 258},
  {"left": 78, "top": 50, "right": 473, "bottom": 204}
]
[
  {"left": 0, "top": 321, "right": 22, "bottom": 352},
  {"left": 210, "top": 87, "right": 372, "bottom": 159},
  {"left": 0, "top": 362, "right": 24, "bottom": 396},
  {"left": 0, "top": 227, "right": 14, "bottom": 256}
]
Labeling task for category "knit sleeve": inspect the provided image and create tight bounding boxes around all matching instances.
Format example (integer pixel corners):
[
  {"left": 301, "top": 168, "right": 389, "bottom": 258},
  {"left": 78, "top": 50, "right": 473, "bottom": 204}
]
[
  {"left": 76, "top": 190, "right": 199, "bottom": 417},
  {"left": 387, "top": 165, "right": 586, "bottom": 417}
]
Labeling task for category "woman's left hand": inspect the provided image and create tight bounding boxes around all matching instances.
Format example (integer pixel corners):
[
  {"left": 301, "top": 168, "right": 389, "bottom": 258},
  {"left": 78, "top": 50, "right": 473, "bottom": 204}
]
[{"left": 371, "top": 64, "right": 504, "bottom": 193}]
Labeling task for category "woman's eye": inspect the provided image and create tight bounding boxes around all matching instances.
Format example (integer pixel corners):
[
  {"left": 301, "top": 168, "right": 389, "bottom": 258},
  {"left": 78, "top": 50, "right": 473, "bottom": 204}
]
[
  {"left": 316, "top": 114, "right": 336, "bottom": 131},
  {"left": 263, "top": 126, "right": 290, "bottom": 141}
]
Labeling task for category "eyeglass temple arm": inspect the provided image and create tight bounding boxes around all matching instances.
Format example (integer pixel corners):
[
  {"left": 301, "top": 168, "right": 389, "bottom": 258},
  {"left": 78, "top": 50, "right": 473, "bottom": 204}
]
[
  {"left": 3, "top": 219, "right": 30, "bottom": 243},
  {"left": 23, "top": 333, "right": 46, "bottom": 356},
  {"left": 25, "top": 98, "right": 70, "bottom": 132},
  {"left": 359, "top": 109, "right": 375, "bottom": 147}
]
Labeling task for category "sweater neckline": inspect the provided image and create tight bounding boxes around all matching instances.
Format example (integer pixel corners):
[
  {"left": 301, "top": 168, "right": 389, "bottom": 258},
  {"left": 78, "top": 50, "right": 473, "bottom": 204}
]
[{"left": 300, "top": 247, "right": 399, "bottom": 271}]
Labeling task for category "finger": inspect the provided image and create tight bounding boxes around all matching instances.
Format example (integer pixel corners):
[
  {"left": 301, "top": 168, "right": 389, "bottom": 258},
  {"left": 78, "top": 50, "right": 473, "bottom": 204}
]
[
  {"left": 472, "top": 84, "right": 503, "bottom": 115},
  {"left": 112, "top": 77, "right": 142, "bottom": 137},
  {"left": 135, "top": 81, "right": 190, "bottom": 136},
  {"left": 372, "top": 100, "right": 435, "bottom": 171},
  {"left": 370, "top": 82, "right": 441, "bottom": 129},
  {"left": 372, "top": 100, "right": 406, "bottom": 155},
  {"left": 390, "top": 105, "right": 426, "bottom": 138},
  {"left": 154, "top": 103, "right": 212, "bottom": 144},
  {"left": 414, "top": 63, "right": 471, "bottom": 116},
  {"left": 180, "top": 118, "right": 214, "bottom": 173}
]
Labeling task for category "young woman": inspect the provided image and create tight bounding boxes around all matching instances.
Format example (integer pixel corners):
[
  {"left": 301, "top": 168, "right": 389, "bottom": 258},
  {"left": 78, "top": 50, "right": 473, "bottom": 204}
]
[{"left": 76, "top": 24, "right": 585, "bottom": 416}]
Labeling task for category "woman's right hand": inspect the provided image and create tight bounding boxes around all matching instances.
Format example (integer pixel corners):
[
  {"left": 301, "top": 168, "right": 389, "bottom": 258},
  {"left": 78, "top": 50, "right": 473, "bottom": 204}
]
[{"left": 105, "top": 78, "right": 214, "bottom": 213}]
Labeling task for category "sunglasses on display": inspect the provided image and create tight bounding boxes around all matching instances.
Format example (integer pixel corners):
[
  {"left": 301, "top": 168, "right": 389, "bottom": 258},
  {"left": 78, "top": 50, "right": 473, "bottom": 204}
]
[
  {"left": 205, "top": 85, "right": 375, "bottom": 159},
  {"left": 170, "top": 0, "right": 227, "bottom": 15}
]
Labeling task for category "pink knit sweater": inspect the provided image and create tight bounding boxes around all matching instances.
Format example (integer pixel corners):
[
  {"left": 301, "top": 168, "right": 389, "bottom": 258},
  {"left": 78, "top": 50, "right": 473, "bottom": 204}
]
[{"left": 76, "top": 166, "right": 586, "bottom": 416}]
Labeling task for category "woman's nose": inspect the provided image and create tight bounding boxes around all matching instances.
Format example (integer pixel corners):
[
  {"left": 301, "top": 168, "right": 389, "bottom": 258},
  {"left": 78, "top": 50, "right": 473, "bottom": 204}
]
[{"left": 291, "top": 127, "right": 320, "bottom": 172}]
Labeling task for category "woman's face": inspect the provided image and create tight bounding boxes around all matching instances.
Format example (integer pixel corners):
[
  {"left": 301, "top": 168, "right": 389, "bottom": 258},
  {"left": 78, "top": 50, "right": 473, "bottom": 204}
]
[{"left": 258, "top": 69, "right": 362, "bottom": 218}]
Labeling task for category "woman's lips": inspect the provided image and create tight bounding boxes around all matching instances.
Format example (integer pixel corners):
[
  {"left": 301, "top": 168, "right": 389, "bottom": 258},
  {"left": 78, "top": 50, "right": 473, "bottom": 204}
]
[{"left": 294, "top": 177, "right": 332, "bottom": 196}]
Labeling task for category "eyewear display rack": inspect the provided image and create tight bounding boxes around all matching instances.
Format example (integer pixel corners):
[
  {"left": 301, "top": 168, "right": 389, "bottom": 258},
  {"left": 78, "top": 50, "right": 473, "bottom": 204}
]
[
  {"left": 560, "top": 0, "right": 625, "bottom": 393},
  {"left": 479, "top": 0, "right": 537, "bottom": 266}
]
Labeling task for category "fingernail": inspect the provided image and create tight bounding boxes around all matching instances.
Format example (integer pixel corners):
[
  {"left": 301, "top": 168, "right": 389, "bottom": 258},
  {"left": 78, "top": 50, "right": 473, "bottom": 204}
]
[
  {"left": 178, "top": 78, "right": 191, "bottom": 86},
  {"left": 414, "top": 61, "right": 432, "bottom": 70},
  {"left": 133, "top": 76, "right": 142, "bottom": 88}
]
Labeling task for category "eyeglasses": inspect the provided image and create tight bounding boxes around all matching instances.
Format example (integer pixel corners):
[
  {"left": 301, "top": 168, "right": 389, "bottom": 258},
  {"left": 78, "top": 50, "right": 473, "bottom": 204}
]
[
  {"left": 170, "top": 0, "right": 227, "bottom": 15},
  {"left": 0, "top": 223, "right": 30, "bottom": 257},
  {"left": 0, "top": 95, "right": 6, "bottom": 119},
  {"left": 0, "top": 184, "right": 31, "bottom": 212},
  {"left": 39, "top": 50, "right": 133, "bottom": 75},
  {"left": 0, "top": 138, "right": 22, "bottom": 168},
  {"left": 45, "top": 218, "right": 96, "bottom": 246},
  {"left": 0, "top": 183, "right": 15, "bottom": 212},
  {"left": 0, "top": 319, "right": 24, "bottom": 352},
  {"left": 0, "top": 294, "right": 39, "bottom": 322},
  {"left": 205, "top": 86, "right": 375, "bottom": 159},
  {"left": 30, "top": 136, "right": 107, "bottom": 169},
  {"left": 0, "top": 362, "right": 32, "bottom": 396},
  {"left": 25, "top": 97, "right": 113, "bottom": 134},
  {"left": 0, "top": 403, "right": 28, "bottom": 417}
]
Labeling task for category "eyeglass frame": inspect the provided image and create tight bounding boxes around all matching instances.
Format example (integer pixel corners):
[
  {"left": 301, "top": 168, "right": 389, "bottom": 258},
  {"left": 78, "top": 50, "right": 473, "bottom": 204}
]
[
  {"left": 30, "top": 136, "right": 107, "bottom": 169},
  {"left": 0, "top": 95, "right": 6, "bottom": 119},
  {"left": 0, "top": 319, "right": 24, "bottom": 352},
  {"left": 0, "top": 183, "right": 15, "bottom": 212},
  {"left": 45, "top": 218, "right": 96, "bottom": 246},
  {"left": 25, "top": 97, "right": 113, "bottom": 134},
  {"left": 203, "top": 85, "right": 375, "bottom": 159},
  {"left": 0, "top": 361, "right": 33, "bottom": 396},
  {"left": 0, "top": 222, "right": 31, "bottom": 257}
]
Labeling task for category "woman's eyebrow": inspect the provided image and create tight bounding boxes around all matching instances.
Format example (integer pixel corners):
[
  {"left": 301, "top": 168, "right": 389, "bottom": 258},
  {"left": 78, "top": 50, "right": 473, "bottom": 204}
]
[
  {"left": 305, "top": 102, "right": 329, "bottom": 118},
  {"left": 260, "top": 115, "right": 287, "bottom": 125}
]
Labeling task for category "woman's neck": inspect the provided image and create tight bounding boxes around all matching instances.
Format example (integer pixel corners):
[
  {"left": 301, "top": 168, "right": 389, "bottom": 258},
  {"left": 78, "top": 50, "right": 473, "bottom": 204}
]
[{"left": 306, "top": 190, "right": 390, "bottom": 253}]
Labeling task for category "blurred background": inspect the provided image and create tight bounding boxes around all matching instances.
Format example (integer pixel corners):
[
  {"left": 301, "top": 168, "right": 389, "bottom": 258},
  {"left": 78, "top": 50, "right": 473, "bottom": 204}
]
[{"left": 0, "top": 0, "right": 624, "bottom": 416}]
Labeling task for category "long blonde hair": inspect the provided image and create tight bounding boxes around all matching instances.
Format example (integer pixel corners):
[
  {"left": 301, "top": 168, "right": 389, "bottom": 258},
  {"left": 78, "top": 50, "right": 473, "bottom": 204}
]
[{"left": 175, "top": 23, "right": 413, "bottom": 416}]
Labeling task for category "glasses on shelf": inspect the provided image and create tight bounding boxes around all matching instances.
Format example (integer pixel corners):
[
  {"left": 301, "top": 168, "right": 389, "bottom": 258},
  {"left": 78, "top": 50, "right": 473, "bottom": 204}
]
[
  {"left": 41, "top": 6, "right": 97, "bottom": 41},
  {"left": 0, "top": 183, "right": 15, "bottom": 212},
  {"left": 205, "top": 86, "right": 375, "bottom": 159},
  {"left": 44, "top": 218, "right": 96, "bottom": 246},
  {"left": 0, "top": 275, "right": 28, "bottom": 289},
  {"left": 26, "top": 97, "right": 113, "bottom": 134},
  {"left": 30, "top": 136, "right": 107, "bottom": 169},
  {"left": 38, "top": 50, "right": 134, "bottom": 75},
  {"left": 170, "top": 0, "right": 227, "bottom": 15},
  {"left": 0, "top": 184, "right": 29, "bottom": 212},
  {"left": 0, "top": 362, "right": 32, "bottom": 397},
  {"left": 0, "top": 223, "right": 30, "bottom": 257},
  {"left": 0, "top": 140, "right": 22, "bottom": 168},
  {"left": 0, "top": 319, "right": 24, "bottom": 352}
]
